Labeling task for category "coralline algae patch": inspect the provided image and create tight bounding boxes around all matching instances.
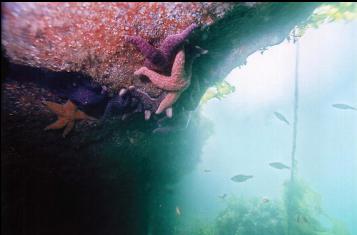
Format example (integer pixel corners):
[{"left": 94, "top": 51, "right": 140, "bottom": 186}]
[{"left": 1, "top": 2, "right": 236, "bottom": 92}]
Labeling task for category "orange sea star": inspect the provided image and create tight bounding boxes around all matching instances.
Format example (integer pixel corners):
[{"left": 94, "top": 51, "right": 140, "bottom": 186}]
[{"left": 44, "top": 100, "right": 96, "bottom": 137}]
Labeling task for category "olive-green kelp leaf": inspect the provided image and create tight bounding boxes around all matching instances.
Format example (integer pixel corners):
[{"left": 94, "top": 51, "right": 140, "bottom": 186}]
[
  {"left": 200, "top": 81, "right": 236, "bottom": 105},
  {"left": 293, "top": 2, "right": 357, "bottom": 38}
]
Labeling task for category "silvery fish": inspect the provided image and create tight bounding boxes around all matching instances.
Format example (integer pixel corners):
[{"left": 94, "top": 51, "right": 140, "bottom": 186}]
[
  {"left": 176, "top": 206, "right": 181, "bottom": 216},
  {"left": 269, "top": 162, "right": 290, "bottom": 170},
  {"left": 262, "top": 197, "right": 270, "bottom": 203},
  {"left": 332, "top": 104, "right": 356, "bottom": 111},
  {"left": 274, "top": 112, "right": 290, "bottom": 125},
  {"left": 297, "top": 215, "right": 309, "bottom": 224},
  {"left": 230, "top": 174, "right": 253, "bottom": 183}
]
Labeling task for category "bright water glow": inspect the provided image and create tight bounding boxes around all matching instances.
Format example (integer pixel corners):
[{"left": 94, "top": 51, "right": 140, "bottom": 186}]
[{"left": 176, "top": 21, "right": 357, "bottom": 233}]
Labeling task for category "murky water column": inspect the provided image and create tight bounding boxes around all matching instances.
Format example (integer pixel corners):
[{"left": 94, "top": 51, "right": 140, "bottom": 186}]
[{"left": 142, "top": 114, "right": 212, "bottom": 235}]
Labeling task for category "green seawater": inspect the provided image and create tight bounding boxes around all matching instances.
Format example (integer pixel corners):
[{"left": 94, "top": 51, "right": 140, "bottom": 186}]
[{"left": 147, "top": 21, "right": 357, "bottom": 235}]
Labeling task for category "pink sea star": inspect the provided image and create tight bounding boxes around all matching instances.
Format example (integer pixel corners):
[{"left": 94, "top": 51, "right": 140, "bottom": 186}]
[
  {"left": 134, "top": 46, "right": 207, "bottom": 117},
  {"left": 134, "top": 49, "right": 188, "bottom": 116}
]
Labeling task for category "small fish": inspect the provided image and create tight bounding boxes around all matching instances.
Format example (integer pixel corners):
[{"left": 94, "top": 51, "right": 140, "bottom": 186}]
[
  {"left": 332, "top": 104, "right": 357, "bottom": 111},
  {"left": 262, "top": 197, "right": 270, "bottom": 203},
  {"left": 269, "top": 162, "right": 290, "bottom": 170},
  {"left": 260, "top": 47, "right": 268, "bottom": 54},
  {"left": 128, "top": 137, "right": 136, "bottom": 144},
  {"left": 230, "top": 174, "right": 253, "bottom": 183},
  {"left": 204, "top": 169, "right": 211, "bottom": 173},
  {"left": 297, "top": 215, "right": 308, "bottom": 224},
  {"left": 274, "top": 112, "right": 290, "bottom": 125},
  {"left": 176, "top": 206, "right": 181, "bottom": 216},
  {"left": 218, "top": 193, "right": 227, "bottom": 199}
]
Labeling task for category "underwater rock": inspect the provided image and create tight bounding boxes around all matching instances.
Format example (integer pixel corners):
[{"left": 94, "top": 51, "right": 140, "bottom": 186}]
[
  {"left": 2, "top": 2, "right": 320, "bottom": 110},
  {"left": 152, "top": 108, "right": 192, "bottom": 134},
  {"left": 1, "top": 2, "right": 236, "bottom": 91}
]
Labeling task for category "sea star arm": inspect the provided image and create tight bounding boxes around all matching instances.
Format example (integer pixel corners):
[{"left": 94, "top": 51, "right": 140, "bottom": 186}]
[
  {"left": 126, "top": 36, "right": 167, "bottom": 66},
  {"left": 159, "top": 24, "right": 198, "bottom": 58},
  {"left": 63, "top": 100, "right": 77, "bottom": 111},
  {"left": 44, "top": 118, "right": 68, "bottom": 131},
  {"left": 44, "top": 101, "right": 64, "bottom": 116},
  {"left": 134, "top": 50, "right": 188, "bottom": 91},
  {"left": 129, "top": 86, "right": 162, "bottom": 112},
  {"left": 134, "top": 67, "right": 187, "bottom": 91},
  {"left": 156, "top": 92, "right": 181, "bottom": 114},
  {"left": 170, "top": 50, "right": 186, "bottom": 78},
  {"left": 100, "top": 101, "right": 114, "bottom": 121},
  {"left": 75, "top": 110, "right": 96, "bottom": 120},
  {"left": 63, "top": 120, "right": 75, "bottom": 138}
]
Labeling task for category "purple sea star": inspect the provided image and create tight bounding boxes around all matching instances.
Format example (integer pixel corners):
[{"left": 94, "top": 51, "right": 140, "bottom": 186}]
[
  {"left": 52, "top": 75, "right": 110, "bottom": 113},
  {"left": 126, "top": 23, "right": 198, "bottom": 75},
  {"left": 100, "top": 88, "right": 133, "bottom": 121},
  {"left": 67, "top": 85, "right": 109, "bottom": 109},
  {"left": 100, "top": 86, "right": 165, "bottom": 121},
  {"left": 128, "top": 86, "right": 166, "bottom": 120}
]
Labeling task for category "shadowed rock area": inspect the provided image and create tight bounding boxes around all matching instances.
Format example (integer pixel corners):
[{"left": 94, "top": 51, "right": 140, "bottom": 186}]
[{"left": 1, "top": 2, "right": 321, "bottom": 235}]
